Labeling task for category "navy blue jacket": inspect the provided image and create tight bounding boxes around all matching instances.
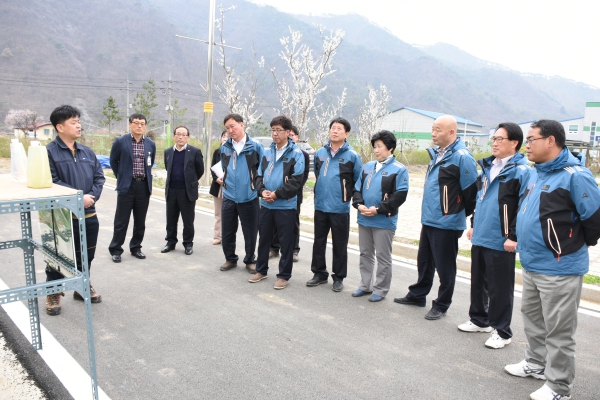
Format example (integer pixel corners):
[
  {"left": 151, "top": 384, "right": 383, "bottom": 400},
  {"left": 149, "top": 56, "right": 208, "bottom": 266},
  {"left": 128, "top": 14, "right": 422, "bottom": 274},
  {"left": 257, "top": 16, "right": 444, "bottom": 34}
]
[
  {"left": 422, "top": 138, "right": 477, "bottom": 230},
  {"left": 353, "top": 159, "right": 409, "bottom": 230},
  {"left": 471, "top": 152, "right": 531, "bottom": 251},
  {"left": 314, "top": 141, "right": 362, "bottom": 214},
  {"left": 256, "top": 138, "right": 305, "bottom": 210},
  {"left": 164, "top": 145, "right": 204, "bottom": 202},
  {"left": 110, "top": 134, "right": 156, "bottom": 195},
  {"left": 220, "top": 135, "right": 264, "bottom": 203},
  {"left": 46, "top": 136, "right": 105, "bottom": 215},
  {"left": 516, "top": 148, "right": 600, "bottom": 276}
]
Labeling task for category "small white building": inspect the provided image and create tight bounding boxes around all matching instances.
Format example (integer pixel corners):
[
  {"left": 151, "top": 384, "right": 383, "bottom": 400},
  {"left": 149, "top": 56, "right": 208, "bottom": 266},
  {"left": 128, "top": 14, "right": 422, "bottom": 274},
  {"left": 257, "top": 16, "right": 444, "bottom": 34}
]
[
  {"left": 13, "top": 122, "right": 56, "bottom": 140},
  {"left": 380, "top": 107, "right": 487, "bottom": 152}
]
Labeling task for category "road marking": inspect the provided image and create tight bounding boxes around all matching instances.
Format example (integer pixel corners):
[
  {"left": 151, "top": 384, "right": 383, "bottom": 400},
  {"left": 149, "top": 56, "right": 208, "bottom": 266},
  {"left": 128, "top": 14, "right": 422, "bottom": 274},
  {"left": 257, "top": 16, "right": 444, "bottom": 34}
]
[{"left": 0, "top": 279, "right": 111, "bottom": 400}]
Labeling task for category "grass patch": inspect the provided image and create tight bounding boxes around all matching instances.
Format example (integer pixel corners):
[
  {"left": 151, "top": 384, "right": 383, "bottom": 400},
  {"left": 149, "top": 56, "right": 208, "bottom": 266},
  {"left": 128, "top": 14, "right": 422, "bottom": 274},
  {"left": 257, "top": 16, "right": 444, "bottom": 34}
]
[
  {"left": 584, "top": 274, "right": 600, "bottom": 286},
  {"left": 515, "top": 260, "right": 522, "bottom": 269},
  {"left": 458, "top": 249, "right": 471, "bottom": 258},
  {"left": 305, "top": 180, "right": 315, "bottom": 189}
]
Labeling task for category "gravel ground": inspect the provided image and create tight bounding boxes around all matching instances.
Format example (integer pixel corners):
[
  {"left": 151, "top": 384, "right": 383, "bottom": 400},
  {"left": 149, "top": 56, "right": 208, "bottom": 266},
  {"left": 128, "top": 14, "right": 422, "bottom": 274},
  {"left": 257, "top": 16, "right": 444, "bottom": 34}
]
[{"left": 0, "top": 331, "right": 46, "bottom": 400}]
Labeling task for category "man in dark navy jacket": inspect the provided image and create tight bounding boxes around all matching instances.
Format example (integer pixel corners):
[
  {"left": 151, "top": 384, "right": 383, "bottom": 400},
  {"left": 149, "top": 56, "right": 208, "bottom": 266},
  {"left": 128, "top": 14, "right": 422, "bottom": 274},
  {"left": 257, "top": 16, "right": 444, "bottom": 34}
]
[
  {"left": 108, "top": 113, "right": 156, "bottom": 262},
  {"left": 161, "top": 125, "right": 204, "bottom": 255},
  {"left": 45, "top": 105, "right": 105, "bottom": 315}
]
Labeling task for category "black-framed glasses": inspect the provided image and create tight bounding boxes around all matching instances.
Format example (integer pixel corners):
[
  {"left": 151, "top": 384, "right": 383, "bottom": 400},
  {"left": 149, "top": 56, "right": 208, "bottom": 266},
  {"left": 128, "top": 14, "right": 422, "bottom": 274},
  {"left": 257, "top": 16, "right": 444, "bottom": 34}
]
[
  {"left": 491, "top": 136, "right": 510, "bottom": 143},
  {"left": 525, "top": 136, "right": 548, "bottom": 145},
  {"left": 271, "top": 129, "right": 287, "bottom": 134}
]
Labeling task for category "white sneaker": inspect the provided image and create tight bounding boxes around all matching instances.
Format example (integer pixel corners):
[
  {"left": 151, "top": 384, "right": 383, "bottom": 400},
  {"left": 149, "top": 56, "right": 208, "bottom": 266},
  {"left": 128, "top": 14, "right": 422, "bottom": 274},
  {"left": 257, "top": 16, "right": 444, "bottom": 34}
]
[
  {"left": 485, "top": 330, "right": 511, "bottom": 349},
  {"left": 457, "top": 320, "right": 493, "bottom": 333},
  {"left": 530, "top": 383, "right": 571, "bottom": 400},
  {"left": 505, "top": 359, "right": 546, "bottom": 380}
]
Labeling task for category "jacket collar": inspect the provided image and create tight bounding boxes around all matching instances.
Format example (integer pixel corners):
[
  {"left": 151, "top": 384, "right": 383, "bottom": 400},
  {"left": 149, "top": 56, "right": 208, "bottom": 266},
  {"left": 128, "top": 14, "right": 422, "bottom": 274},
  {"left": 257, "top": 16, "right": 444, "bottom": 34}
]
[{"left": 535, "top": 147, "right": 579, "bottom": 173}]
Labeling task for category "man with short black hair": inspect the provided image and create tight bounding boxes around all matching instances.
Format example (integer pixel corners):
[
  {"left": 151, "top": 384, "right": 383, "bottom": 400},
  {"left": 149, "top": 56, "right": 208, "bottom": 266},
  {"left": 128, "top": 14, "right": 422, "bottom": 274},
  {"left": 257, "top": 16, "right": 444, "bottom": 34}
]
[
  {"left": 108, "top": 113, "right": 156, "bottom": 262},
  {"left": 45, "top": 105, "right": 105, "bottom": 315},
  {"left": 161, "top": 125, "right": 204, "bottom": 255},
  {"left": 505, "top": 120, "right": 600, "bottom": 400}
]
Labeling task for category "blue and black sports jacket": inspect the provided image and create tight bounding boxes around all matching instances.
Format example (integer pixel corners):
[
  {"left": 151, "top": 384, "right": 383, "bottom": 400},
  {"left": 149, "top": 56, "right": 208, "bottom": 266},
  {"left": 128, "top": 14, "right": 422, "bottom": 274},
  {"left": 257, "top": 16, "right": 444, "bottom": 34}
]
[
  {"left": 516, "top": 148, "right": 600, "bottom": 276},
  {"left": 314, "top": 141, "right": 362, "bottom": 214},
  {"left": 256, "top": 138, "right": 305, "bottom": 210},
  {"left": 220, "top": 135, "right": 264, "bottom": 203},
  {"left": 471, "top": 152, "right": 531, "bottom": 251},
  {"left": 422, "top": 138, "right": 477, "bottom": 230},
  {"left": 352, "top": 159, "right": 409, "bottom": 230}
]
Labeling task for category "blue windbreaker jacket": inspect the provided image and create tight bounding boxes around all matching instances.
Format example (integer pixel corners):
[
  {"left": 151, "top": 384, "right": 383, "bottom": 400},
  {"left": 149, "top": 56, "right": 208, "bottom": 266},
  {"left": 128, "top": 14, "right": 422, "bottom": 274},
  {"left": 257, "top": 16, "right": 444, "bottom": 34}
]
[
  {"left": 516, "top": 148, "right": 600, "bottom": 276},
  {"left": 353, "top": 159, "right": 409, "bottom": 230},
  {"left": 313, "top": 141, "right": 363, "bottom": 214},
  {"left": 256, "top": 138, "right": 305, "bottom": 210},
  {"left": 421, "top": 138, "right": 477, "bottom": 230},
  {"left": 220, "top": 135, "right": 264, "bottom": 203},
  {"left": 471, "top": 152, "right": 531, "bottom": 251}
]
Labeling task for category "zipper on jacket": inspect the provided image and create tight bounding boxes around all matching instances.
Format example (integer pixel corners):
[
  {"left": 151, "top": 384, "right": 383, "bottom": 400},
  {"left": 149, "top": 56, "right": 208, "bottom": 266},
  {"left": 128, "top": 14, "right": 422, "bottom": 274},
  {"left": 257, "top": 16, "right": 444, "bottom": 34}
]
[
  {"left": 503, "top": 204, "right": 509, "bottom": 237},
  {"left": 443, "top": 185, "right": 448, "bottom": 216},
  {"left": 547, "top": 218, "right": 562, "bottom": 261},
  {"left": 522, "top": 183, "right": 535, "bottom": 213},
  {"left": 233, "top": 152, "right": 236, "bottom": 170},
  {"left": 323, "top": 158, "right": 330, "bottom": 176}
]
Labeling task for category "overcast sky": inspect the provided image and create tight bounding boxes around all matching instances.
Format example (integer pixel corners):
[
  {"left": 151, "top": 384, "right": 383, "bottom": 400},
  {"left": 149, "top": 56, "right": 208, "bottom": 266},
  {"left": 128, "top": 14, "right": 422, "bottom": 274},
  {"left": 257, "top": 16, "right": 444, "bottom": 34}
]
[{"left": 249, "top": 0, "right": 600, "bottom": 89}]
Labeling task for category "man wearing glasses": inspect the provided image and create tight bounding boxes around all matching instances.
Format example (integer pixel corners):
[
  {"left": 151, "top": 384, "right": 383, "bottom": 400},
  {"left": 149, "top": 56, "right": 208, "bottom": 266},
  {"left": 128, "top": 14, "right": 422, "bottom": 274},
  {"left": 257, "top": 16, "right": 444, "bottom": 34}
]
[
  {"left": 161, "top": 126, "right": 204, "bottom": 255},
  {"left": 109, "top": 113, "right": 156, "bottom": 262},
  {"left": 458, "top": 122, "right": 530, "bottom": 349},
  {"left": 505, "top": 120, "right": 600, "bottom": 400}
]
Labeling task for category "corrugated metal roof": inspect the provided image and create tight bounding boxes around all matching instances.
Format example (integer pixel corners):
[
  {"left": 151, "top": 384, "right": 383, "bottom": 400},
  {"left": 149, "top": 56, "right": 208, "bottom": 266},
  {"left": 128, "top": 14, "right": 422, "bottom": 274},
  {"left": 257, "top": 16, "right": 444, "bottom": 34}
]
[{"left": 388, "top": 107, "right": 484, "bottom": 127}]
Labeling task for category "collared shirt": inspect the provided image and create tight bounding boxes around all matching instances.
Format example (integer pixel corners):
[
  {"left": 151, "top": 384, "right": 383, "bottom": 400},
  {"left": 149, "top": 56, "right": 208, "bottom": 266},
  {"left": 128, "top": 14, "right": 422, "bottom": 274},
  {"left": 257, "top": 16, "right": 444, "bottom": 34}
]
[
  {"left": 435, "top": 142, "right": 453, "bottom": 164},
  {"left": 330, "top": 146, "right": 341, "bottom": 158},
  {"left": 173, "top": 143, "right": 188, "bottom": 152},
  {"left": 375, "top": 155, "right": 395, "bottom": 172},
  {"left": 275, "top": 143, "right": 288, "bottom": 161},
  {"left": 232, "top": 135, "right": 246, "bottom": 155},
  {"left": 490, "top": 154, "right": 514, "bottom": 182},
  {"left": 132, "top": 134, "right": 146, "bottom": 178}
]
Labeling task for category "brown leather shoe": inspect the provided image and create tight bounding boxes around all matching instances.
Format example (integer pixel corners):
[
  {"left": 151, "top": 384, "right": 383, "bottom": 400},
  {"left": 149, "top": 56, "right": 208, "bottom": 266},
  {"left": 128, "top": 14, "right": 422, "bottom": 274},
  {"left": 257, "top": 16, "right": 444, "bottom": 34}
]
[
  {"left": 274, "top": 279, "right": 288, "bottom": 290},
  {"left": 46, "top": 292, "right": 65, "bottom": 316},
  {"left": 248, "top": 273, "right": 267, "bottom": 283},
  {"left": 213, "top": 240, "right": 221, "bottom": 245},
  {"left": 220, "top": 261, "right": 237, "bottom": 271},
  {"left": 246, "top": 263, "right": 256, "bottom": 273},
  {"left": 73, "top": 283, "right": 102, "bottom": 303}
]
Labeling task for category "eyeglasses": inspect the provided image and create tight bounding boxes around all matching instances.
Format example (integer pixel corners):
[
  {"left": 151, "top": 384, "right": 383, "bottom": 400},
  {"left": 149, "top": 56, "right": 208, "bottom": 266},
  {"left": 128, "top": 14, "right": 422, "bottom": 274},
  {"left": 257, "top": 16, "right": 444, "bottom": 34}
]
[
  {"left": 174, "top": 133, "right": 188, "bottom": 137},
  {"left": 491, "top": 136, "right": 510, "bottom": 143},
  {"left": 130, "top": 121, "right": 146, "bottom": 126},
  {"left": 270, "top": 129, "right": 287, "bottom": 134},
  {"left": 525, "top": 136, "right": 548, "bottom": 145}
]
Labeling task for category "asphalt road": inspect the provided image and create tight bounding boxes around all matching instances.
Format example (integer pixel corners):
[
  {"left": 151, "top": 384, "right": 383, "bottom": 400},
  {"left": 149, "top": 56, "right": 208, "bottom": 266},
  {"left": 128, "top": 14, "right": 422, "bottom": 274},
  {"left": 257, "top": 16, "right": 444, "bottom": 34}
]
[{"left": 1, "top": 186, "right": 599, "bottom": 399}]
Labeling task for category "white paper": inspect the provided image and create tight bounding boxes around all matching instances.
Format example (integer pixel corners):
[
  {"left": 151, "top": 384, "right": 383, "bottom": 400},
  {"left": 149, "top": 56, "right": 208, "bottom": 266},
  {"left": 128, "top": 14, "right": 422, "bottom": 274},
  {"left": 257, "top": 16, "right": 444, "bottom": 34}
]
[{"left": 211, "top": 161, "right": 224, "bottom": 178}]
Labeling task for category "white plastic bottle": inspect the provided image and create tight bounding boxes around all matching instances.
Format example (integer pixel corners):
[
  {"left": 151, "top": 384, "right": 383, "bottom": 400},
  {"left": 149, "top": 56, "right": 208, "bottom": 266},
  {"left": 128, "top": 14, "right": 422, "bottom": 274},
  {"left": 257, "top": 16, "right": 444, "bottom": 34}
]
[
  {"left": 27, "top": 141, "right": 53, "bottom": 188},
  {"left": 10, "top": 138, "right": 28, "bottom": 182}
]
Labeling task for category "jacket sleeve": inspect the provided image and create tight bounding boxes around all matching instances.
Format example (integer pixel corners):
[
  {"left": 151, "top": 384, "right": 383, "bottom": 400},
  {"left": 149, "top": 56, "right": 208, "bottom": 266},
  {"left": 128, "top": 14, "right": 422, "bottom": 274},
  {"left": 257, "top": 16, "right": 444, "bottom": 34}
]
[
  {"left": 211, "top": 148, "right": 220, "bottom": 180},
  {"left": 302, "top": 151, "right": 310, "bottom": 186},
  {"left": 352, "top": 169, "right": 365, "bottom": 209},
  {"left": 507, "top": 166, "right": 532, "bottom": 241},
  {"left": 274, "top": 150, "right": 305, "bottom": 200},
  {"left": 460, "top": 154, "right": 478, "bottom": 217},
  {"left": 195, "top": 148, "right": 204, "bottom": 180},
  {"left": 377, "top": 167, "right": 409, "bottom": 216},
  {"left": 353, "top": 153, "right": 363, "bottom": 184},
  {"left": 255, "top": 155, "right": 266, "bottom": 197},
  {"left": 570, "top": 171, "right": 600, "bottom": 246},
  {"left": 151, "top": 141, "right": 156, "bottom": 166},
  {"left": 109, "top": 137, "right": 120, "bottom": 176},
  {"left": 90, "top": 154, "right": 106, "bottom": 201}
]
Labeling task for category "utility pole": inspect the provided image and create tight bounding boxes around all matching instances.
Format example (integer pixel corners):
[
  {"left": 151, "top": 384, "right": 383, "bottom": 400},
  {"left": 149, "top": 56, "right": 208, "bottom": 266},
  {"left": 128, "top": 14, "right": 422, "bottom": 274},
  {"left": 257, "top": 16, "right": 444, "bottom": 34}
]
[
  {"left": 165, "top": 72, "right": 174, "bottom": 147},
  {"left": 125, "top": 75, "right": 131, "bottom": 134}
]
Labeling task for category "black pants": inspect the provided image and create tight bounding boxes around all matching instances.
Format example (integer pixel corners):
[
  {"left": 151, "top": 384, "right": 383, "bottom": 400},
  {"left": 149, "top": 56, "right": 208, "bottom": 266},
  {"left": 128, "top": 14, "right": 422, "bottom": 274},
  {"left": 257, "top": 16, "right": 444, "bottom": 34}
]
[
  {"left": 221, "top": 197, "right": 259, "bottom": 265},
  {"left": 406, "top": 225, "right": 462, "bottom": 312},
  {"left": 257, "top": 208, "right": 296, "bottom": 280},
  {"left": 165, "top": 188, "right": 196, "bottom": 247},
  {"left": 310, "top": 210, "right": 349, "bottom": 282},
  {"left": 109, "top": 180, "right": 150, "bottom": 255},
  {"left": 271, "top": 197, "right": 301, "bottom": 255},
  {"left": 469, "top": 245, "right": 515, "bottom": 339},
  {"left": 47, "top": 215, "right": 99, "bottom": 281}
]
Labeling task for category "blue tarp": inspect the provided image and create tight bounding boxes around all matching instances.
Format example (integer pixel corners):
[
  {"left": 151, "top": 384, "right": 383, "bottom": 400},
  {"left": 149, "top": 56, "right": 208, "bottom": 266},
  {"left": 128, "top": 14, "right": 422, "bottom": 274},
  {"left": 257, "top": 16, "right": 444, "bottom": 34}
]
[{"left": 96, "top": 155, "right": 111, "bottom": 169}]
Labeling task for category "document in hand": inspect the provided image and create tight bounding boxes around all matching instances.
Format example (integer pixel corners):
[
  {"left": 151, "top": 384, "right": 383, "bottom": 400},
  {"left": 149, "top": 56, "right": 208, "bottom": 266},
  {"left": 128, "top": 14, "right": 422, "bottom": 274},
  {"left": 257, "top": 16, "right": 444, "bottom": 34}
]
[{"left": 211, "top": 161, "right": 224, "bottom": 178}]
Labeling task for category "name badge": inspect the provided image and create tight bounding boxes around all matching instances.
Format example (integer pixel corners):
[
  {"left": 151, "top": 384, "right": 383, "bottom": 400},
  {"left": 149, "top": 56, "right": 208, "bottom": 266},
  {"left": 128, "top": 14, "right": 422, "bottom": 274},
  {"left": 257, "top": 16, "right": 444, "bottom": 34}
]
[{"left": 147, "top": 152, "right": 152, "bottom": 166}]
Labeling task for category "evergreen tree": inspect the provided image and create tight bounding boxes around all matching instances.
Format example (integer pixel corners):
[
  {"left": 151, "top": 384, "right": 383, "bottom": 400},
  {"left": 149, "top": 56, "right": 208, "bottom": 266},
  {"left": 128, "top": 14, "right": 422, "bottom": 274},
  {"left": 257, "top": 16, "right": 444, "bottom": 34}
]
[
  {"left": 100, "top": 96, "right": 122, "bottom": 134},
  {"left": 132, "top": 78, "right": 158, "bottom": 125}
]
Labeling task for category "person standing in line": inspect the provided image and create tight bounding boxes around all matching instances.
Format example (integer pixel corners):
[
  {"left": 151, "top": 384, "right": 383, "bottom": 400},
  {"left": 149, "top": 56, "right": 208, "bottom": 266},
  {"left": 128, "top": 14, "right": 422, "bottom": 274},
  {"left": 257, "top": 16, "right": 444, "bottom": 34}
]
[
  {"left": 458, "top": 122, "right": 530, "bottom": 348},
  {"left": 45, "top": 105, "right": 105, "bottom": 315},
  {"left": 505, "top": 120, "right": 600, "bottom": 400},
  {"left": 351, "top": 130, "right": 409, "bottom": 302},
  {"left": 210, "top": 130, "right": 228, "bottom": 245},
  {"left": 108, "top": 113, "right": 156, "bottom": 262},
  {"left": 249, "top": 115, "right": 305, "bottom": 289},
  {"left": 160, "top": 125, "right": 204, "bottom": 255},
  {"left": 307, "top": 117, "right": 362, "bottom": 292},
  {"left": 394, "top": 115, "right": 477, "bottom": 320},
  {"left": 219, "top": 113, "right": 263, "bottom": 273},
  {"left": 269, "top": 125, "right": 310, "bottom": 262}
]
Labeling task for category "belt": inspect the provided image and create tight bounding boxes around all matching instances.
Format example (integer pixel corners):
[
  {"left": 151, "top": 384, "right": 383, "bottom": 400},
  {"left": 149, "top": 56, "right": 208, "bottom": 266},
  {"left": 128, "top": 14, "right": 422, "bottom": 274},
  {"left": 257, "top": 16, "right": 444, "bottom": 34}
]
[{"left": 132, "top": 177, "right": 146, "bottom": 182}]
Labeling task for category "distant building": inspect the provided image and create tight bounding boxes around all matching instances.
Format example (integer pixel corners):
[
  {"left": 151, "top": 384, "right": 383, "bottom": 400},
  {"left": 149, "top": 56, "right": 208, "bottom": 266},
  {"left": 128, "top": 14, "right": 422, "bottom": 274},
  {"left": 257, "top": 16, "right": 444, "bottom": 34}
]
[
  {"left": 379, "top": 107, "right": 487, "bottom": 152},
  {"left": 13, "top": 122, "right": 56, "bottom": 140}
]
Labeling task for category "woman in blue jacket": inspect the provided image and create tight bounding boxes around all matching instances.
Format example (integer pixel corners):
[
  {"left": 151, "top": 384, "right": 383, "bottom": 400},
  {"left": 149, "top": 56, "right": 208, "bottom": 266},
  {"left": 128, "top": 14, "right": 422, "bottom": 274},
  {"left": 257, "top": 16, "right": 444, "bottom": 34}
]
[{"left": 352, "top": 130, "right": 409, "bottom": 302}]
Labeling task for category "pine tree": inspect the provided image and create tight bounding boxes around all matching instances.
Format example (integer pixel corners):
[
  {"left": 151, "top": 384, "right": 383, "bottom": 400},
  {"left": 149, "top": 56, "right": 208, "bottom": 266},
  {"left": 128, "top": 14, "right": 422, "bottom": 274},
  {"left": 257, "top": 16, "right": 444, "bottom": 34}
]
[{"left": 100, "top": 96, "right": 122, "bottom": 134}]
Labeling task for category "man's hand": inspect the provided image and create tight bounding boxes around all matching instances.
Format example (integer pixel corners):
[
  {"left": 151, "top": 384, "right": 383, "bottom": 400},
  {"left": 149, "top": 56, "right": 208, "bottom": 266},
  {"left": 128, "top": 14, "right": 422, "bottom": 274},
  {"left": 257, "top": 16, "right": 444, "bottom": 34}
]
[
  {"left": 360, "top": 206, "right": 378, "bottom": 217},
  {"left": 504, "top": 238, "right": 517, "bottom": 253},
  {"left": 466, "top": 228, "right": 473, "bottom": 241},
  {"left": 83, "top": 194, "right": 95, "bottom": 209},
  {"left": 216, "top": 177, "right": 223, "bottom": 185},
  {"left": 267, "top": 191, "right": 278, "bottom": 201}
]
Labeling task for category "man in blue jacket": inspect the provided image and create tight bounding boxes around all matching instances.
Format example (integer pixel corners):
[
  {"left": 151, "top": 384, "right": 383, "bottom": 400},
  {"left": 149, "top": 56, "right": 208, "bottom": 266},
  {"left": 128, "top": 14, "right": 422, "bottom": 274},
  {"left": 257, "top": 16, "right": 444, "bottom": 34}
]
[
  {"left": 395, "top": 115, "right": 477, "bottom": 320},
  {"left": 307, "top": 117, "right": 362, "bottom": 292},
  {"left": 249, "top": 116, "right": 305, "bottom": 289},
  {"left": 45, "top": 105, "right": 105, "bottom": 315},
  {"left": 219, "top": 113, "right": 264, "bottom": 273},
  {"left": 108, "top": 113, "right": 156, "bottom": 262},
  {"left": 505, "top": 120, "right": 600, "bottom": 400},
  {"left": 458, "top": 122, "right": 530, "bottom": 348}
]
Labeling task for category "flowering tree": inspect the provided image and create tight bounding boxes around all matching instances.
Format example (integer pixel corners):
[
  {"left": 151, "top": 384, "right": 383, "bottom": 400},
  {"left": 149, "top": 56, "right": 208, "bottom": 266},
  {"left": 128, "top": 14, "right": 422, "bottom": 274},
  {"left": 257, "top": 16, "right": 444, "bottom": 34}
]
[
  {"left": 313, "top": 88, "right": 347, "bottom": 145},
  {"left": 4, "top": 109, "right": 41, "bottom": 138},
  {"left": 356, "top": 84, "right": 391, "bottom": 162},
  {"left": 270, "top": 26, "right": 345, "bottom": 139}
]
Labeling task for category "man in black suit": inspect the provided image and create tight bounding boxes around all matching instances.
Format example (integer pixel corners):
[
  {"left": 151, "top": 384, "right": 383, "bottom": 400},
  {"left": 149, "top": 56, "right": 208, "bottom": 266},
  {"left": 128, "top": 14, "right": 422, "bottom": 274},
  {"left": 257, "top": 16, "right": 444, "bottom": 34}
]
[
  {"left": 161, "top": 125, "right": 204, "bottom": 255},
  {"left": 108, "top": 113, "right": 156, "bottom": 262}
]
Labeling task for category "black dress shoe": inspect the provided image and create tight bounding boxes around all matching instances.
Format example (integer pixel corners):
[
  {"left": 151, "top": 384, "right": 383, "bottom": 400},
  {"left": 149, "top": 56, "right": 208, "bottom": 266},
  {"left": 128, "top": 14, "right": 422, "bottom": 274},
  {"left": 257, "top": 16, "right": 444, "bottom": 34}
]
[
  {"left": 131, "top": 251, "right": 146, "bottom": 259},
  {"left": 332, "top": 281, "right": 344, "bottom": 292},
  {"left": 424, "top": 308, "right": 446, "bottom": 320},
  {"left": 393, "top": 296, "right": 426, "bottom": 307},
  {"left": 185, "top": 247, "right": 193, "bottom": 255},
  {"left": 111, "top": 255, "right": 121, "bottom": 263},
  {"left": 161, "top": 244, "right": 176, "bottom": 253},
  {"left": 306, "top": 276, "right": 328, "bottom": 287}
]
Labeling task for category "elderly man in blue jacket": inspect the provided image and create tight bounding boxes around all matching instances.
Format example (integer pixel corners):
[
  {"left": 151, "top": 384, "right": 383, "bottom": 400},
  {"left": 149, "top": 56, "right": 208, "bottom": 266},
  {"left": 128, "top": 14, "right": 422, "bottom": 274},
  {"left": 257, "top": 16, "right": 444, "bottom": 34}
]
[
  {"left": 45, "top": 105, "right": 105, "bottom": 315},
  {"left": 249, "top": 115, "right": 305, "bottom": 289},
  {"left": 505, "top": 120, "right": 600, "bottom": 400}
]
